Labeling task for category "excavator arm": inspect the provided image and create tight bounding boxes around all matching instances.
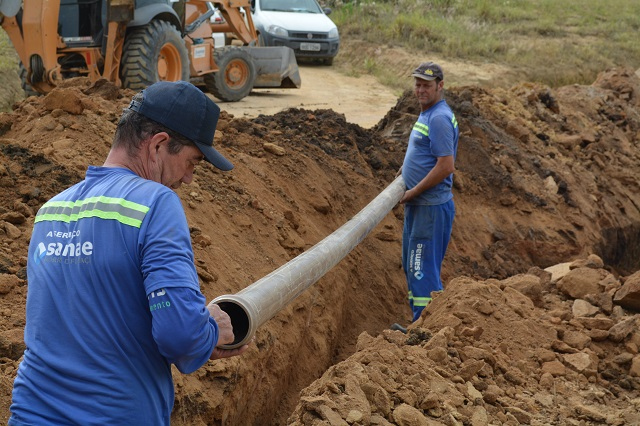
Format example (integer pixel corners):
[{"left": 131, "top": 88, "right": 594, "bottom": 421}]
[
  {"left": 1, "top": 0, "right": 62, "bottom": 93},
  {"left": 208, "top": 0, "right": 258, "bottom": 45},
  {"left": 0, "top": 0, "right": 134, "bottom": 92}
]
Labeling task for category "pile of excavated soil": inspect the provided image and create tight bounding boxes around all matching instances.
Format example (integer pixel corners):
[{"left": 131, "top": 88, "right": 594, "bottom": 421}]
[
  {"left": 289, "top": 258, "right": 640, "bottom": 426},
  {"left": 0, "top": 67, "right": 639, "bottom": 425}
]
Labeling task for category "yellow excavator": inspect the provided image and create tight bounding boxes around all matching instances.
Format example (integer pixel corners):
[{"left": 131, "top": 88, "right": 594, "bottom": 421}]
[{"left": 0, "top": 0, "right": 301, "bottom": 101}]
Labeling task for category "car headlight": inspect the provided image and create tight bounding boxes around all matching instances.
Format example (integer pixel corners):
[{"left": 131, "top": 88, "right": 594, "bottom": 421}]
[
  {"left": 266, "top": 25, "right": 288, "bottom": 37},
  {"left": 328, "top": 28, "right": 339, "bottom": 39}
]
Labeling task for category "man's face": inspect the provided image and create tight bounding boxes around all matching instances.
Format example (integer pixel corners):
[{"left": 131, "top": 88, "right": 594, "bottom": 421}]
[
  {"left": 151, "top": 135, "right": 204, "bottom": 190},
  {"left": 414, "top": 78, "right": 443, "bottom": 110}
]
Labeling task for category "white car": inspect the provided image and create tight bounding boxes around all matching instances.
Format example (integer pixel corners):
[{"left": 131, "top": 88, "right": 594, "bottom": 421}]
[{"left": 250, "top": 0, "right": 339, "bottom": 65}]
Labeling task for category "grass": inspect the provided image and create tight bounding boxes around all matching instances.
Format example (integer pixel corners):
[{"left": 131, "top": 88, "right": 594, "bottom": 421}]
[
  {"left": 0, "top": 31, "right": 18, "bottom": 70},
  {"left": 0, "top": 30, "right": 23, "bottom": 112},
  {"left": 327, "top": 0, "right": 640, "bottom": 90}
]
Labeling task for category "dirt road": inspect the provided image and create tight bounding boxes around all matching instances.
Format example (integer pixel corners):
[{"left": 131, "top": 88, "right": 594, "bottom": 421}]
[{"left": 212, "top": 64, "right": 401, "bottom": 129}]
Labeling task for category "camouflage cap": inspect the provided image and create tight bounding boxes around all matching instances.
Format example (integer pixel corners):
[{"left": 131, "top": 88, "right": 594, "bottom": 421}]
[{"left": 411, "top": 62, "right": 444, "bottom": 81}]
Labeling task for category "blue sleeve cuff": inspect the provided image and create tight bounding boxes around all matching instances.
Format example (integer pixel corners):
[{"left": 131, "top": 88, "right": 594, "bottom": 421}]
[{"left": 149, "top": 287, "right": 219, "bottom": 373}]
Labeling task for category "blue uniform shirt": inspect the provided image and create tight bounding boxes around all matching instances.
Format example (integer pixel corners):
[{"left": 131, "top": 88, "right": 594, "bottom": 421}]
[
  {"left": 402, "top": 99, "right": 459, "bottom": 205},
  {"left": 10, "top": 166, "right": 219, "bottom": 426}
]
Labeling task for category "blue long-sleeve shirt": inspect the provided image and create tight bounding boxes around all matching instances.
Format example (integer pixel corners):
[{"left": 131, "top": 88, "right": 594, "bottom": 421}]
[{"left": 10, "top": 166, "right": 218, "bottom": 425}]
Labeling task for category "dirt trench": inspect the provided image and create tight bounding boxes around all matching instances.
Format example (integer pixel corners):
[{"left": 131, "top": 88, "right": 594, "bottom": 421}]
[{"left": 0, "top": 66, "right": 638, "bottom": 425}]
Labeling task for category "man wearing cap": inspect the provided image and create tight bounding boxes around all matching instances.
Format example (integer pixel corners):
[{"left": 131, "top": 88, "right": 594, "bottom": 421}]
[
  {"left": 9, "top": 81, "right": 248, "bottom": 425},
  {"left": 398, "top": 62, "right": 459, "bottom": 324}
]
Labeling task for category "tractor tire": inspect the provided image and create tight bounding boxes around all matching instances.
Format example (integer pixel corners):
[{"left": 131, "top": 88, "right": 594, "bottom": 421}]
[
  {"left": 19, "top": 62, "right": 40, "bottom": 97},
  {"left": 120, "top": 20, "right": 190, "bottom": 90},
  {"left": 204, "top": 46, "right": 256, "bottom": 102}
]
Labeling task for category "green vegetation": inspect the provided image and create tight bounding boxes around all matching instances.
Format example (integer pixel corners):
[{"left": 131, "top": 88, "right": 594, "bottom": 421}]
[
  {"left": 0, "top": 30, "right": 23, "bottom": 112},
  {"left": 328, "top": 0, "right": 640, "bottom": 90},
  {"left": 0, "top": 30, "right": 18, "bottom": 69}
]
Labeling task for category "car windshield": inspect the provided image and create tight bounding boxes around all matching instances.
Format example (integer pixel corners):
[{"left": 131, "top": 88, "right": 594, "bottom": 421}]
[{"left": 260, "top": 0, "right": 322, "bottom": 13}]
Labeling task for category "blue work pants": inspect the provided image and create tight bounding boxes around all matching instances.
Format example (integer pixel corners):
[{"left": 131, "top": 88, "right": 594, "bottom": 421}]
[{"left": 402, "top": 200, "right": 455, "bottom": 321}]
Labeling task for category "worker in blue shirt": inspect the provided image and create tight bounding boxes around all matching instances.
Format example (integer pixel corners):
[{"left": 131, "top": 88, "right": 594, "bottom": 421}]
[
  {"left": 397, "top": 62, "right": 459, "bottom": 326},
  {"left": 9, "top": 81, "right": 249, "bottom": 425}
]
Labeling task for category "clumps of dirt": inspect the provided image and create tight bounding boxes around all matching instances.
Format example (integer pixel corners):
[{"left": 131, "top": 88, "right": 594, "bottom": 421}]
[
  {"left": 288, "top": 255, "right": 640, "bottom": 425},
  {"left": 0, "top": 66, "right": 639, "bottom": 425},
  {"left": 0, "top": 77, "right": 412, "bottom": 425},
  {"left": 284, "top": 67, "right": 640, "bottom": 425},
  {"left": 443, "top": 68, "right": 640, "bottom": 281},
  {"left": 248, "top": 107, "right": 403, "bottom": 181}
]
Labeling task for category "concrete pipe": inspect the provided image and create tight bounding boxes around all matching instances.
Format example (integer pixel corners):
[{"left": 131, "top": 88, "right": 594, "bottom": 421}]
[{"left": 211, "top": 175, "right": 406, "bottom": 349}]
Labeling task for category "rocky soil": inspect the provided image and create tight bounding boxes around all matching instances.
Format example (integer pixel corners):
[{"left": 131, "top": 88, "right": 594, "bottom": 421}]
[{"left": 0, "top": 65, "right": 639, "bottom": 426}]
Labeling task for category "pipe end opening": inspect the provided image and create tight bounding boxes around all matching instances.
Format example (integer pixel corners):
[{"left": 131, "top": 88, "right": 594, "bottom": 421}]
[{"left": 217, "top": 300, "right": 251, "bottom": 346}]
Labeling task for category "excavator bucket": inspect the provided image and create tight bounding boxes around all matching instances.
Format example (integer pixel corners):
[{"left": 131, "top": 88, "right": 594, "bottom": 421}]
[{"left": 244, "top": 46, "right": 301, "bottom": 89}]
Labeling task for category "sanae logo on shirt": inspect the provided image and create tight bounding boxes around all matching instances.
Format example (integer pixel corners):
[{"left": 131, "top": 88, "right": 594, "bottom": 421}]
[{"left": 32, "top": 240, "right": 94, "bottom": 265}]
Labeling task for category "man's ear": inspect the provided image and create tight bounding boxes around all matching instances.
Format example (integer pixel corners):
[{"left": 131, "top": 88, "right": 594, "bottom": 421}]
[{"left": 146, "top": 132, "right": 170, "bottom": 161}]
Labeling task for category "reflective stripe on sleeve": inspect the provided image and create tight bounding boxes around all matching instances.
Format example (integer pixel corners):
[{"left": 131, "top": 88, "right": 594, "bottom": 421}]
[{"left": 412, "top": 122, "right": 429, "bottom": 137}]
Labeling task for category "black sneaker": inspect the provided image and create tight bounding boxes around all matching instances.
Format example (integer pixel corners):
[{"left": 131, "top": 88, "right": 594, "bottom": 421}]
[{"left": 390, "top": 323, "right": 408, "bottom": 334}]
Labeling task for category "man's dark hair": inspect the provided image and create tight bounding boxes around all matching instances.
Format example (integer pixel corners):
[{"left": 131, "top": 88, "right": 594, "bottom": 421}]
[{"left": 114, "top": 92, "right": 195, "bottom": 157}]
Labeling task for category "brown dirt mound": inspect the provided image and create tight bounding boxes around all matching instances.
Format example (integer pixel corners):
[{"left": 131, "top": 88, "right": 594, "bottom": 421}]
[
  {"left": 0, "top": 66, "right": 639, "bottom": 425},
  {"left": 289, "top": 261, "right": 640, "bottom": 425}
]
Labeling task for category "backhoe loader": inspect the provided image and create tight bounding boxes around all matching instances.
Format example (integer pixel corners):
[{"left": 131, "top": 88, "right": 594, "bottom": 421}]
[{"left": 0, "top": 0, "right": 301, "bottom": 102}]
